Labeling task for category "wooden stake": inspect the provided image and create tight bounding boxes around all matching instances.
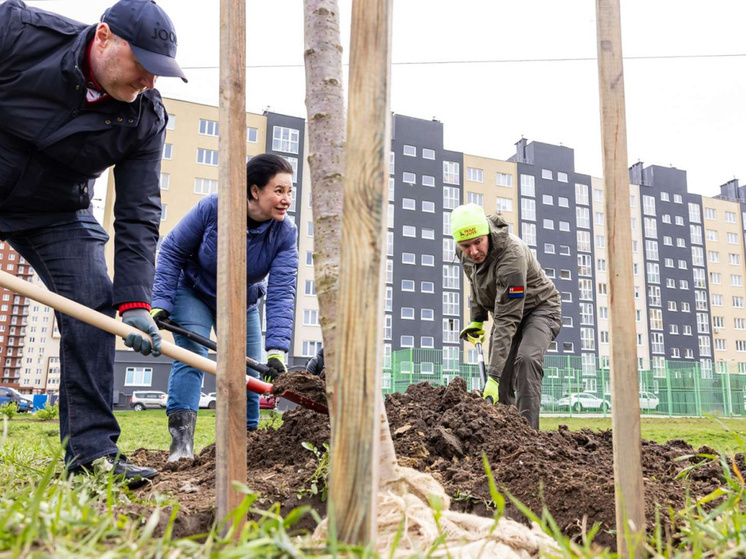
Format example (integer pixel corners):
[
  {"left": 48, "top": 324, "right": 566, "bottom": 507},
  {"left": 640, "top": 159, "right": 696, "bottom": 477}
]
[
  {"left": 216, "top": 0, "right": 247, "bottom": 529},
  {"left": 595, "top": 1, "right": 646, "bottom": 555},
  {"left": 328, "top": 0, "right": 392, "bottom": 545}
]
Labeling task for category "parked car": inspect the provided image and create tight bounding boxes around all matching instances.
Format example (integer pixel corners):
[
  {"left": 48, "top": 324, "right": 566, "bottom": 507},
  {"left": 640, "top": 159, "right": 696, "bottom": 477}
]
[
  {"left": 639, "top": 391, "right": 660, "bottom": 411},
  {"left": 556, "top": 392, "right": 611, "bottom": 412},
  {"left": 540, "top": 393, "right": 558, "bottom": 410},
  {"left": 199, "top": 392, "right": 217, "bottom": 410},
  {"left": 0, "top": 386, "right": 32, "bottom": 412},
  {"left": 260, "top": 394, "right": 277, "bottom": 410},
  {"left": 130, "top": 390, "right": 167, "bottom": 411}
]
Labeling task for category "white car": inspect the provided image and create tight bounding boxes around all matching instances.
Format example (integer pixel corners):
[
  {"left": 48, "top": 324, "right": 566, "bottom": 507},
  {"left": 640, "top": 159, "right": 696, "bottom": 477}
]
[
  {"left": 199, "top": 392, "right": 216, "bottom": 410},
  {"left": 556, "top": 392, "right": 611, "bottom": 412},
  {"left": 639, "top": 391, "right": 660, "bottom": 411}
]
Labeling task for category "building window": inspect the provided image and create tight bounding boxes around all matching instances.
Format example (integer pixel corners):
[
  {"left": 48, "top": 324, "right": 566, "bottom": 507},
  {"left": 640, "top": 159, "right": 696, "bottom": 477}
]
[
  {"left": 303, "top": 310, "right": 320, "bottom": 326},
  {"left": 575, "top": 183, "right": 589, "bottom": 205},
  {"left": 272, "top": 126, "right": 300, "bottom": 154},
  {"left": 496, "top": 172, "right": 513, "bottom": 187},
  {"left": 402, "top": 225, "right": 416, "bottom": 238},
  {"left": 124, "top": 367, "right": 153, "bottom": 386},
  {"left": 467, "top": 167, "right": 483, "bottom": 182},
  {"left": 557, "top": 172, "right": 569, "bottom": 183},
  {"left": 199, "top": 119, "right": 219, "bottom": 137},
  {"left": 443, "top": 265, "right": 460, "bottom": 289},
  {"left": 522, "top": 198, "right": 536, "bottom": 221},
  {"left": 162, "top": 143, "right": 173, "bottom": 160},
  {"left": 307, "top": 222, "right": 314, "bottom": 237},
  {"left": 422, "top": 175, "right": 435, "bottom": 187},
  {"left": 401, "top": 307, "right": 415, "bottom": 320},
  {"left": 302, "top": 341, "right": 323, "bottom": 357},
  {"left": 422, "top": 228, "right": 435, "bottom": 240},
  {"left": 402, "top": 253, "right": 416, "bottom": 265},
  {"left": 304, "top": 280, "right": 316, "bottom": 296},
  {"left": 443, "top": 238, "right": 455, "bottom": 261},
  {"left": 401, "top": 279, "right": 415, "bottom": 292},
  {"left": 442, "top": 318, "right": 460, "bottom": 344},
  {"left": 422, "top": 200, "right": 435, "bottom": 213},
  {"left": 160, "top": 205, "right": 167, "bottom": 221},
  {"left": 496, "top": 197, "right": 513, "bottom": 213},
  {"left": 159, "top": 173, "right": 170, "bottom": 190},
  {"left": 443, "top": 187, "right": 459, "bottom": 210},
  {"left": 421, "top": 308, "right": 434, "bottom": 321},
  {"left": 403, "top": 145, "right": 416, "bottom": 157},
  {"left": 576, "top": 207, "right": 590, "bottom": 229},
  {"left": 543, "top": 219, "right": 554, "bottom": 230},
  {"left": 246, "top": 127, "right": 258, "bottom": 143},
  {"left": 197, "top": 148, "right": 219, "bottom": 166},
  {"left": 544, "top": 243, "right": 555, "bottom": 254},
  {"left": 443, "top": 292, "right": 460, "bottom": 315},
  {"left": 467, "top": 192, "right": 484, "bottom": 206},
  {"left": 520, "top": 175, "right": 536, "bottom": 197},
  {"left": 521, "top": 223, "right": 536, "bottom": 246},
  {"left": 194, "top": 177, "right": 218, "bottom": 195},
  {"left": 421, "top": 281, "right": 434, "bottom": 293},
  {"left": 422, "top": 148, "right": 435, "bottom": 160},
  {"left": 402, "top": 172, "right": 416, "bottom": 184},
  {"left": 443, "top": 161, "right": 460, "bottom": 185}
]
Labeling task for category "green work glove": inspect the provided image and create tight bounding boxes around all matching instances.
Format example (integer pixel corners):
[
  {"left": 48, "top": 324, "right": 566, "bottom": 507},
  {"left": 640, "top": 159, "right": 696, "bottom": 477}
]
[
  {"left": 150, "top": 307, "right": 169, "bottom": 327},
  {"left": 122, "top": 308, "right": 162, "bottom": 357},
  {"left": 264, "top": 351, "right": 287, "bottom": 382},
  {"left": 459, "top": 321, "right": 485, "bottom": 344},
  {"left": 483, "top": 377, "right": 499, "bottom": 404}
]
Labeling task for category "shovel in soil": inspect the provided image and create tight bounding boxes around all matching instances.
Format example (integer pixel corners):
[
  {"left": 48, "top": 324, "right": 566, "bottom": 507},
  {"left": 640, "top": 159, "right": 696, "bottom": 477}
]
[
  {"left": 156, "top": 318, "right": 329, "bottom": 415},
  {"left": 0, "top": 269, "right": 327, "bottom": 414}
]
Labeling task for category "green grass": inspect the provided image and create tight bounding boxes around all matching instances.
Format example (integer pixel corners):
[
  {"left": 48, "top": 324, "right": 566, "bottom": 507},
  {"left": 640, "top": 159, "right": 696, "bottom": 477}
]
[{"left": 541, "top": 416, "right": 746, "bottom": 454}]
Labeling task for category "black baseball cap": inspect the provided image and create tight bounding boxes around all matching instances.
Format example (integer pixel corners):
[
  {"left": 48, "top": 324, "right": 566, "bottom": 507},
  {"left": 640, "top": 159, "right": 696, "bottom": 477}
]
[{"left": 102, "top": 0, "right": 188, "bottom": 82}]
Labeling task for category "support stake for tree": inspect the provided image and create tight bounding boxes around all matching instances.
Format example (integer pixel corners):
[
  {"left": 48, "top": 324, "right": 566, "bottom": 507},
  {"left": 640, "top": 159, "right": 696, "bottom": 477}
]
[
  {"left": 595, "top": 1, "right": 646, "bottom": 555},
  {"left": 216, "top": 0, "right": 247, "bottom": 529},
  {"left": 328, "top": 0, "right": 393, "bottom": 545}
]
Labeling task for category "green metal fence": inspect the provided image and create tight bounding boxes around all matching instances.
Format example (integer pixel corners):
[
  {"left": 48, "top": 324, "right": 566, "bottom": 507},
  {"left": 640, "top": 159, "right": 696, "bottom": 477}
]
[{"left": 382, "top": 349, "right": 746, "bottom": 418}]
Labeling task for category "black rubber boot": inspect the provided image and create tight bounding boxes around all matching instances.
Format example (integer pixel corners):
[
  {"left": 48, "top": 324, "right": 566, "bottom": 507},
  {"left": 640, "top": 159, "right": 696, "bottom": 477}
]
[{"left": 168, "top": 410, "right": 197, "bottom": 462}]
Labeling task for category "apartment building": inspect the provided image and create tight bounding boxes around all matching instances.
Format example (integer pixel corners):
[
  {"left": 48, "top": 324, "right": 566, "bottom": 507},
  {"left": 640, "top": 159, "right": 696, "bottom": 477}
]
[
  {"left": 510, "top": 140, "right": 598, "bottom": 376},
  {"left": 629, "top": 163, "right": 713, "bottom": 378},
  {"left": 19, "top": 99, "right": 746, "bottom": 400},
  {"left": 0, "top": 243, "right": 32, "bottom": 390},
  {"left": 18, "top": 271, "right": 60, "bottom": 395}
]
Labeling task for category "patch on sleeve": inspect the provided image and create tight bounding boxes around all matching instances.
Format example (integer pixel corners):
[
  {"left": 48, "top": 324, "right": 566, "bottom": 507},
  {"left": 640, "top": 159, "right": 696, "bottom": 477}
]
[{"left": 508, "top": 286, "right": 525, "bottom": 299}]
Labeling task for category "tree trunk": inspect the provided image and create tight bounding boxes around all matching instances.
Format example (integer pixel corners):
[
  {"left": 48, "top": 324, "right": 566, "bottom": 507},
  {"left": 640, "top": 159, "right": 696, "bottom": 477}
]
[{"left": 303, "top": 0, "right": 346, "bottom": 412}]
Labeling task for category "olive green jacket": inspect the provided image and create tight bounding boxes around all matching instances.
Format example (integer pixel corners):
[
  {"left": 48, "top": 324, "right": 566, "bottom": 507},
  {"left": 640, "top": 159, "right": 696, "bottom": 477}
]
[{"left": 456, "top": 214, "right": 561, "bottom": 379}]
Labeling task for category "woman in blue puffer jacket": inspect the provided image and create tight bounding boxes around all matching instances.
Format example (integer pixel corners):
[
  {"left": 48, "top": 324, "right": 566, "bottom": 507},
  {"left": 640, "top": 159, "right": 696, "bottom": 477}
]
[{"left": 151, "top": 154, "right": 298, "bottom": 462}]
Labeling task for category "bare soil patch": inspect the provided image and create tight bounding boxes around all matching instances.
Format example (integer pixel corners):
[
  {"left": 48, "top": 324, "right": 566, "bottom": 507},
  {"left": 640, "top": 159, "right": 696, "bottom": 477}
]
[{"left": 130, "top": 373, "right": 737, "bottom": 549}]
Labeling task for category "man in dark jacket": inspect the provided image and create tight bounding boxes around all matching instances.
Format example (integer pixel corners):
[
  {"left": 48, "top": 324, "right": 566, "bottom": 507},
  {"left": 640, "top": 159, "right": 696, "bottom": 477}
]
[
  {"left": 0, "top": 0, "right": 187, "bottom": 483},
  {"left": 453, "top": 204, "right": 561, "bottom": 429}
]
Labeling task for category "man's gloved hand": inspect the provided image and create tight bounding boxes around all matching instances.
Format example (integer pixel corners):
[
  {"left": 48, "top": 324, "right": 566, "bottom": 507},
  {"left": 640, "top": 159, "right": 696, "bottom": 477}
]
[
  {"left": 150, "top": 307, "right": 169, "bottom": 327},
  {"left": 264, "top": 351, "right": 287, "bottom": 382},
  {"left": 122, "top": 308, "right": 162, "bottom": 357},
  {"left": 459, "top": 321, "right": 485, "bottom": 344},
  {"left": 483, "top": 377, "right": 499, "bottom": 404}
]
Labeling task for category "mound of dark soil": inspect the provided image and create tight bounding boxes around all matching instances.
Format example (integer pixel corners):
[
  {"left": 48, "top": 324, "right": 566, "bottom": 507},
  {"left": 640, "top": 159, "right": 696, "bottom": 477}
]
[{"left": 131, "top": 374, "right": 738, "bottom": 550}]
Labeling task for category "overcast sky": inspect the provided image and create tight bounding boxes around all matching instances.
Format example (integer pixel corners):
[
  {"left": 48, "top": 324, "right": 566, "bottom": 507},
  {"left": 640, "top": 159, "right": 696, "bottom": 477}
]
[{"left": 30, "top": 0, "right": 746, "bottom": 198}]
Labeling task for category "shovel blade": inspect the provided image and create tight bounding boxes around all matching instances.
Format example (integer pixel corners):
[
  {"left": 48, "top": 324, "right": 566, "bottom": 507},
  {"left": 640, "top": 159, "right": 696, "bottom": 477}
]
[{"left": 279, "top": 390, "right": 329, "bottom": 415}]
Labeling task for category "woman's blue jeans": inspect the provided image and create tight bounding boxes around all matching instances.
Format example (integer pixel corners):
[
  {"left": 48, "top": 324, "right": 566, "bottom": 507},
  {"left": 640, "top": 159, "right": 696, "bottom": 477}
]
[{"left": 166, "top": 282, "right": 262, "bottom": 429}]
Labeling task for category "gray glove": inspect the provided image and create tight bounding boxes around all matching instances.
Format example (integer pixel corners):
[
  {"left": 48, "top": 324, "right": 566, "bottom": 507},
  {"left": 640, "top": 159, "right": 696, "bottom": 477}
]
[{"left": 122, "top": 308, "right": 162, "bottom": 357}]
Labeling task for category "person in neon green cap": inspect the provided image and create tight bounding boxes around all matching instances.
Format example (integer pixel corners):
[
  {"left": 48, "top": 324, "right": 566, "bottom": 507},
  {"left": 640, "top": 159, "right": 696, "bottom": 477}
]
[{"left": 452, "top": 203, "right": 561, "bottom": 429}]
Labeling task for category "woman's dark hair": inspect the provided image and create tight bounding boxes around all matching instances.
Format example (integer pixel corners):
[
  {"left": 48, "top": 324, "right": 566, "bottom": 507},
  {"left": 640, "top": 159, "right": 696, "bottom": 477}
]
[{"left": 246, "top": 154, "right": 294, "bottom": 200}]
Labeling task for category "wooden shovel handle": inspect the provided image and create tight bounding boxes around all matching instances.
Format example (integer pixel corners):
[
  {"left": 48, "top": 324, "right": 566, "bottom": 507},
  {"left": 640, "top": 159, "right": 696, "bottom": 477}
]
[{"left": 0, "top": 270, "right": 272, "bottom": 394}]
